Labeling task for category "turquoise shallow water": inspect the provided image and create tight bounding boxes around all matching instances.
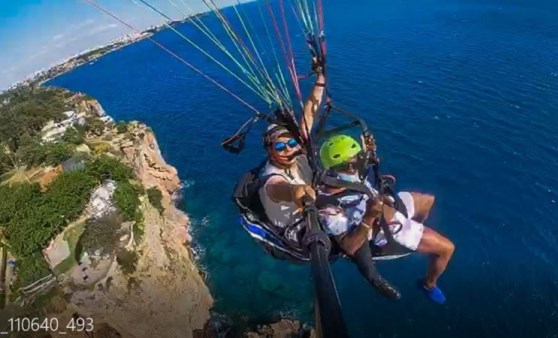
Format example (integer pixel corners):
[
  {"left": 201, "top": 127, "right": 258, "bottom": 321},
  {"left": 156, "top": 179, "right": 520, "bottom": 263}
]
[{"left": 49, "top": 0, "right": 558, "bottom": 337}]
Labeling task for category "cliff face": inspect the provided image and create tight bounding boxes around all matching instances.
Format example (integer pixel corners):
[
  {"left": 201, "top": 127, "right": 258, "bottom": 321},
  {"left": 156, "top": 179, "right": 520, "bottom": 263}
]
[{"left": 66, "top": 120, "right": 213, "bottom": 337}]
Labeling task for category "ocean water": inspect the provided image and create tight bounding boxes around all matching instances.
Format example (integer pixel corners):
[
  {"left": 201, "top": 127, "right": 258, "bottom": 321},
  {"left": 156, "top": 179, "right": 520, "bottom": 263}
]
[{"left": 48, "top": 0, "right": 558, "bottom": 337}]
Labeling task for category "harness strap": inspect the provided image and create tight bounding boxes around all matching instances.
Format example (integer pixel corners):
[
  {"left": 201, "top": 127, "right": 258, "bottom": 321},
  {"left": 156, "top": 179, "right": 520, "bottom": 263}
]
[
  {"left": 222, "top": 116, "right": 260, "bottom": 153},
  {"left": 320, "top": 175, "right": 378, "bottom": 199},
  {"left": 322, "top": 175, "right": 407, "bottom": 242}
]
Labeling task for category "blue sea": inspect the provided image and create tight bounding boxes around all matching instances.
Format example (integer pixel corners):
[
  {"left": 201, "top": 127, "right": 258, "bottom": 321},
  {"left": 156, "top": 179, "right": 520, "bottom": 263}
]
[{"left": 49, "top": 0, "right": 558, "bottom": 337}]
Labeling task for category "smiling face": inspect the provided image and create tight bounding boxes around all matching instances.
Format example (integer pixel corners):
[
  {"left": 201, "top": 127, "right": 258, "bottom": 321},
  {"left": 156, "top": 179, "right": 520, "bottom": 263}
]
[{"left": 267, "top": 133, "right": 301, "bottom": 167}]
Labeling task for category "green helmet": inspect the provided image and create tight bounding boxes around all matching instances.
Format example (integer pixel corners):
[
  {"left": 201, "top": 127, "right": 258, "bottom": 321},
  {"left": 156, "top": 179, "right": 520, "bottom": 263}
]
[{"left": 320, "top": 135, "right": 362, "bottom": 169}]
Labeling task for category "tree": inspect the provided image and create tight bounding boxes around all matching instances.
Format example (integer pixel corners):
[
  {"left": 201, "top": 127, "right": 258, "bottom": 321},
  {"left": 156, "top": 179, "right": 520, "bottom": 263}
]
[
  {"left": 0, "top": 108, "right": 26, "bottom": 153},
  {"left": 0, "top": 170, "right": 97, "bottom": 258},
  {"left": 77, "top": 213, "right": 124, "bottom": 258},
  {"left": 16, "top": 135, "right": 46, "bottom": 167},
  {"left": 62, "top": 127, "right": 85, "bottom": 145},
  {"left": 44, "top": 142, "right": 73, "bottom": 165},
  {"left": 147, "top": 187, "right": 164, "bottom": 214},
  {"left": 113, "top": 182, "right": 141, "bottom": 221},
  {"left": 86, "top": 155, "right": 133, "bottom": 182},
  {"left": 0, "top": 149, "right": 14, "bottom": 175}
]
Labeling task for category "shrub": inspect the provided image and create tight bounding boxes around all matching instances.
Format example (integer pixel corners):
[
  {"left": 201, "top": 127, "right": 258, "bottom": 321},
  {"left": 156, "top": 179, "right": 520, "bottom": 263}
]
[
  {"left": 14, "top": 252, "right": 51, "bottom": 288},
  {"left": 113, "top": 182, "right": 141, "bottom": 221},
  {"left": 44, "top": 142, "right": 73, "bottom": 165},
  {"left": 76, "top": 213, "right": 124, "bottom": 258},
  {"left": 62, "top": 127, "right": 85, "bottom": 145},
  {"left": 116, "top": 121, "right": 128, "bottom": 134},
  {"left": 16, "top": 135, "right": 46, "bottom": 167},
  {"left": 116, "top": 249, "right": 138, "bottom": 275},
  {"left": 92, "top": 143, "right": 110, "bottom": 155},
  {"left": 147, "top": 187, "right": 164, "bottom": 214},
  {"left": 84, "top": 116, "right": 105, "bottom": 136},
  {"left": 133, "top": 211, "right": 145, "bottom": 245},
  {"left": 0, "top": 150, "right": 13, "bottom": 175},
  {"left": 86, "top": 155, "right": 133, "bottom": 182}
]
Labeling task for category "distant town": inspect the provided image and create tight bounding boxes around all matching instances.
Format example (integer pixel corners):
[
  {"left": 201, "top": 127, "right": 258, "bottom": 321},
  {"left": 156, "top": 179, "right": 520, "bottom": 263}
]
[{"left": 12, "top": 16, "right": 201, "bottom": 89}]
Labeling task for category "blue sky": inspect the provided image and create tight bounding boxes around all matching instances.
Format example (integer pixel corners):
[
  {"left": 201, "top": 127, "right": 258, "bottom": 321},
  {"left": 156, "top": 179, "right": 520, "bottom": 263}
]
[{"left": 0, "top": 0, "right": 243, "bottom": 89}]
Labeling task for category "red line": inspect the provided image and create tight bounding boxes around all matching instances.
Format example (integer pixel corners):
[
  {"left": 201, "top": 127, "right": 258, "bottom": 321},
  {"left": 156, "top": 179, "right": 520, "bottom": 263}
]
[
  {"left": 266, "top": 0, "right": 302, "bottom": 102},
  {"left": 316, "top": 0, "right": 327, "bottom": 56},
  {"left": 279, "top": 0, "right": 303, "bottom": 101}
]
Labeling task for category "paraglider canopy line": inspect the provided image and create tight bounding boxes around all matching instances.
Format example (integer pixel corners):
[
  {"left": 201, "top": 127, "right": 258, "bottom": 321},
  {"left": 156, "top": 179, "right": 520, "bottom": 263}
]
[{"left": 83, "top": 0, "right": 261, "bottom": 115}]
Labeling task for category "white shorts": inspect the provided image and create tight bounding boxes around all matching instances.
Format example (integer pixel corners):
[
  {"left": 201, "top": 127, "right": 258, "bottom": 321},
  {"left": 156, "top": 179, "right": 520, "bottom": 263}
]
[{"left": 372, "top": 191, "right": 425, "bottom": 251}]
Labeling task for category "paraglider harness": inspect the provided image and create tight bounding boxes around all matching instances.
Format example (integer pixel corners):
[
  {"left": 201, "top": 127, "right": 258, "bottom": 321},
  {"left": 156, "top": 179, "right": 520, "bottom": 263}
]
[
  {"left": 224, "top": 100, "right": 412, "bottom": 262},
  {"left": 222, "top": 53, "right": 406, "bottom": 338},
  {"left": 226, "top": 108, "right": 341, "bottom": 263}
]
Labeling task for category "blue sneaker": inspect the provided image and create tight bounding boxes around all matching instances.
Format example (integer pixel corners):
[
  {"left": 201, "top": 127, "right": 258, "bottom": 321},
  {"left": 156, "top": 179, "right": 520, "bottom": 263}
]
[{"left": 417, "top": 279, "right": 446, "bottom": 304}]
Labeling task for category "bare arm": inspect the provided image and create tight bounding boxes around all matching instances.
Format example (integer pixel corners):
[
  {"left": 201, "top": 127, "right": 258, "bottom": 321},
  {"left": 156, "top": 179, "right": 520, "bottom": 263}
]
[
  {"left": 265, "top": 177, "right": 315, "bottom": 205},
  {"left": 336, "top": 223, "right": 372, "bottom": 256},
  {"left": 300, "top": 72, "right": 326, "bottom": 142},
  {"left": 337, "top": 197, "right": 385, "bottom": 256}
]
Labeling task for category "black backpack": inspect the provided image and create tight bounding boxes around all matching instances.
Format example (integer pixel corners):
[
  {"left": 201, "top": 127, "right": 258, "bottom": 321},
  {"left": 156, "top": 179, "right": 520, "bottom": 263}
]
[{"left": 232, "top": 160, "right": 274, "bottom": 222}]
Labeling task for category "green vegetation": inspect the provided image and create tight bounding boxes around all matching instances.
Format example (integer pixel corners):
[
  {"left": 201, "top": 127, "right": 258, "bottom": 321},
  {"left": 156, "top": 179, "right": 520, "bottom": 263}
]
[
  {"left": 116, "top": 121, "right": 128, "bottom": 134},
  {"left": 0, "top": 170, "right": 97, "bottom": 258},
  {"left": 86, "top": 155, "right": 133, "bottom": 182},
  {"left": 0, "top": 154, "right": 146, "bottom": 286},
  {"left": 44, "top": 142, "right": 73, "bottom": 165},
  {"left": 77, "top": 213, "right": 124, "bottom": 258},
  {"left": 0, "top": 150, "right": 13, "bottom": 176},
  {"left": 62, "top": 126, "right": 86, "bottom": 145},
  {"left": 0, "top": 87, "right": 150, "bottom": 287},
  {"left": 13, "top": 252, "right": 51, "bottom": 289},
  {"left": 147, "top": 187, "right": 164, "bottom": 214},
  {"left": 114, "top": 182, "right": 141, "bottom": 221},
  {"left": 84, "top": 116, "right": 106, "bottom": 136},
  {"left": 14, "top": 135, "right": 74, "bottom": 168},
  {"left": 116, "top": 248, "right": 138, "bottom": 275},
  {"left": 29, "top": 286, "right": 66, "bottom": 314},
  {"left": 133, "top": 212, "right": 145, "bottom": 245},
  {"left": 0, "top": 87, "right": 82, "bottom": 174},
  {"left": 15, "top": 135, "right": 45, "bottom": 167},
  {"left": 0, "top": 87, "right": 67, "bottom": 155}
]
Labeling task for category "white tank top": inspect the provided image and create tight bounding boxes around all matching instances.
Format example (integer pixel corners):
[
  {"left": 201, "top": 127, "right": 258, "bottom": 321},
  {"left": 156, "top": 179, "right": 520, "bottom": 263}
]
[{"left": 259, "top": 156, "right": 313, "bottom": 229}]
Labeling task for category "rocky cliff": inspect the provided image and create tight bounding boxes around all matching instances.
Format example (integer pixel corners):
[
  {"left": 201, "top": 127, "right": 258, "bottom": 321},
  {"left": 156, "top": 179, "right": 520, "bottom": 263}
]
[
  {"left": 28, "top": 96, "right": 309, "bottom": 338},
  {"left": 58, "top": 109, "right": 213, "bottom": 337}
]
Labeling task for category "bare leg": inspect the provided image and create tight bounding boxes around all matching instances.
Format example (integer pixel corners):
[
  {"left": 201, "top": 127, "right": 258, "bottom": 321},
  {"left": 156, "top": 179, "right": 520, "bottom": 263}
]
[
  {"left": 416, "top": 226, "right": 455, "bottom": 288},
  {"left": 410, "top": 192, "right": 435, "bottom": 223}
]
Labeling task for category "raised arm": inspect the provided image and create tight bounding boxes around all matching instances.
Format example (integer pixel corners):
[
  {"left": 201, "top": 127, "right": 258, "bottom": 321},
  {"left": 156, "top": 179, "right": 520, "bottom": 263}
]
[{"left": 299, "top": 59, "right": 326, "bottom": 142}]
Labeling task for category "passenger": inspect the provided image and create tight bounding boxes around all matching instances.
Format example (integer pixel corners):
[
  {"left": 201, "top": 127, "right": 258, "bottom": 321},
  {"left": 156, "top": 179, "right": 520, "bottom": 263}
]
[{"left": 317, "top": 134, "right": 455, "bottom": 304}]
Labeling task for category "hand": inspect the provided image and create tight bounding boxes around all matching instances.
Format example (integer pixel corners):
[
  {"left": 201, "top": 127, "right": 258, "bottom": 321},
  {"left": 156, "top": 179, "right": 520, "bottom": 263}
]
[
  {"left": 311, "top": 57, "right": 324, "bottom": 75},
  {"left": 364, "top": 197, "right": 384, "bottom": 219},
  {"left": 293, "top": 185, "right": 316, "bottom": 210},
  {"left": 363, "top": 134, "right": 377, "bottom": 153}
]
